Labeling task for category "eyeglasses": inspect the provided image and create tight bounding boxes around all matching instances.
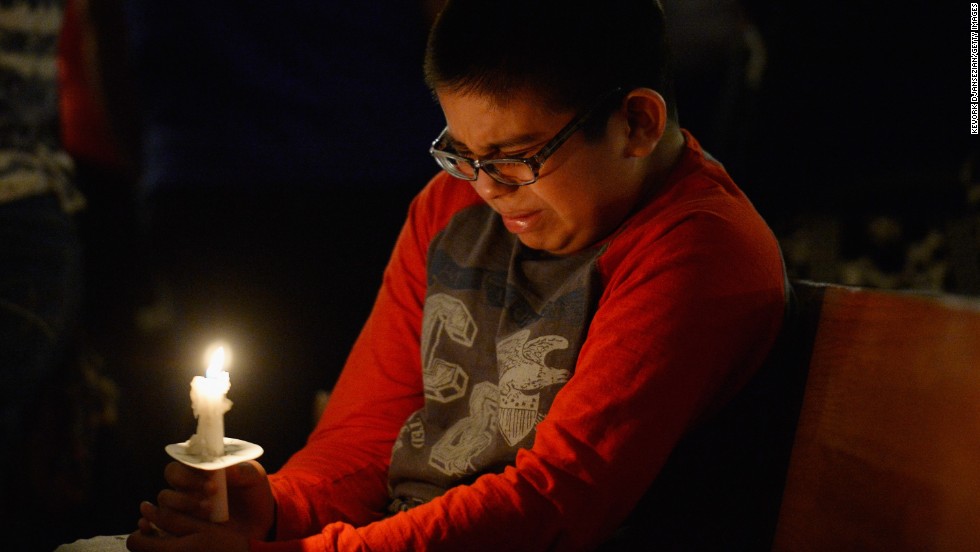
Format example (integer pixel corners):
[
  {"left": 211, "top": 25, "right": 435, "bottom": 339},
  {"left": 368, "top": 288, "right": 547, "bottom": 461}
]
[{"left": 429, "top": 88, "right": 624, "bottom": 186}]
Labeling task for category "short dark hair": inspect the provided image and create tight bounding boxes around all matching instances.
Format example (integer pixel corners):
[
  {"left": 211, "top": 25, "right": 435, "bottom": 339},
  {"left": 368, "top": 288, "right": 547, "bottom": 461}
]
[{"left": 424, "top": 0, "right": 677, "bottom": 135}]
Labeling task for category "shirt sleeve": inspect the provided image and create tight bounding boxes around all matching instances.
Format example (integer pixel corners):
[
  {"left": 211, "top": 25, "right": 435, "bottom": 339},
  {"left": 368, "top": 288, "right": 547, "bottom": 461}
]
[{"left": 253, "top": 176, "right": 786, "bottom": 552}]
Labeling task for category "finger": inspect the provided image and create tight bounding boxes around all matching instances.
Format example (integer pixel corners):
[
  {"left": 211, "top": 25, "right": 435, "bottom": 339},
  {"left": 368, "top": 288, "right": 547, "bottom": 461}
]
[
  {"left": 137, "top": 516, "right": 170, "bottom": 537},
  {"left": 137, "top": 517, "right": 154, "bottom": 535},
  {"left": 163, "top": 461, "right": 213, "bottom": 492},
  {"left": 127, "top": 529, "right": 177, "bottom": 552},
  {"left": 226, "top": 460, "right": 267, "bottom": 487},
  {"left": 127, "top": 530, "right": 161, "bottom": 552},
  {"left": 157, "top": 488, "right": 211, "bottom": 518},
  {"left": 141, "top": 500, "right": 208, "bottom": 537}
]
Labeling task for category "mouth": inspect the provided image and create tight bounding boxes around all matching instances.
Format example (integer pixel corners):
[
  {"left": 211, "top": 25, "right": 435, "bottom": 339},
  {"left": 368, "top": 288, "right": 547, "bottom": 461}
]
[{"left": 499, "top": 210, "right": 541, "bottom": 234}]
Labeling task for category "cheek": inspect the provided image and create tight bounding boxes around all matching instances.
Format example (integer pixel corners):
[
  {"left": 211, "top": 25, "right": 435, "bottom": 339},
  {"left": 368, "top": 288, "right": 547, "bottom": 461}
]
[
  {"left": 535, "top": 147, "right": 630, "bottom": 227},
  {"left": 556, "top": 179, "right": 637, "bottom": 243},
  {"left": 536, "top": 183, "right": 602, "bottom": 231}
]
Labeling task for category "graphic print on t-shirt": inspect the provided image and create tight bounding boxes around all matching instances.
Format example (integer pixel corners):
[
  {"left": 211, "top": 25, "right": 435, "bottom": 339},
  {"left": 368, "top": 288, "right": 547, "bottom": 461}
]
[
  {"left": 429, "top": 381, "right": 499, "bottom": 476},
  {"left": 386, "top": 203, "right": 601, "bottom": 503},
  {"left": 421, "top": 293, "right": 477, "bottom": 403},
  {"left": 426, "top": 327, "right": 571, "bottom": 475},
  {"left": 495, "top": 329, "right": 570, "bottom": 446}
]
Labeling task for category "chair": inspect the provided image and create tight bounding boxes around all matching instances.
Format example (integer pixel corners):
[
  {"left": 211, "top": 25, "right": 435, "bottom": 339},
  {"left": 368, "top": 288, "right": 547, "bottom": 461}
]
[{"left": 773, "top": 281, "right": 980, "bottom": 551}]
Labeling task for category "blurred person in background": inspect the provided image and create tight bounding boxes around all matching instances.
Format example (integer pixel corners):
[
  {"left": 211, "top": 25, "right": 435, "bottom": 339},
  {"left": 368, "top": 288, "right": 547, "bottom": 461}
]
[{"left": 0, "top": 1, "right": 99, "bottom": 550}]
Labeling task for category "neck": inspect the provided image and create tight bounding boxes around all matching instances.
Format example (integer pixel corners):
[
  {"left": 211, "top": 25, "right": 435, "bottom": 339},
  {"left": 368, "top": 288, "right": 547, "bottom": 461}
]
[
  {"left": 635, "top": 124, "right": 685, "bottom": 205},
  {"left": 648, "top": 124, "right": 685, "bottom": 179}
]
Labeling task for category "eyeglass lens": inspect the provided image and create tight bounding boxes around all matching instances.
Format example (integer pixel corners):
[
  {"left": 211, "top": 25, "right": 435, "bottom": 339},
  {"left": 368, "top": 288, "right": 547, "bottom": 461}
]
[{"left": 436, "top": 152, "right": 536, "bottom": 185}]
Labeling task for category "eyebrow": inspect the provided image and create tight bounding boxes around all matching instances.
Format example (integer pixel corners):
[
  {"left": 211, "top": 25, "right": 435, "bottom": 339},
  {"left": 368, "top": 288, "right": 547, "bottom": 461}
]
[{"left": 446, "top": 131, "right": 547, "bottom": 157}]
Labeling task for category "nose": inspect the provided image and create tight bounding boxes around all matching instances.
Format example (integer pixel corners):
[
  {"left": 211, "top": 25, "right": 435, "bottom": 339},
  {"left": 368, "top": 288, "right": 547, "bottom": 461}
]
[{"left": 470, "top": 171, "right": 517, "bottom": 201}]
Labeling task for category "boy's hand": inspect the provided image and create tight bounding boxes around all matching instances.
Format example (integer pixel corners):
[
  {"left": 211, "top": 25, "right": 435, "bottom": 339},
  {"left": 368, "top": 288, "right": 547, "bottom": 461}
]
[
  {"left": 127, "top": 501, "right": 249, "bottom": 552},
  {"left": 127, "top": 460, "right": 276, "bottom": 549}
]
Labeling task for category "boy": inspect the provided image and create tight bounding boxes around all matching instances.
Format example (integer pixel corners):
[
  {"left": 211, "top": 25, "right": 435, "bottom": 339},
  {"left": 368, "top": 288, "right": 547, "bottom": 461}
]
[{"left": 128, "top": 0, "right": 785, "bottom": 550}]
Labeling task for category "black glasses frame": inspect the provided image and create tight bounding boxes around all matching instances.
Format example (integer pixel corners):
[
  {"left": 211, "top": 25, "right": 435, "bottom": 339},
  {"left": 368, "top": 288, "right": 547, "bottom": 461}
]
[{"left": 429, "top": 87, "right": 624, "bottom": 186}]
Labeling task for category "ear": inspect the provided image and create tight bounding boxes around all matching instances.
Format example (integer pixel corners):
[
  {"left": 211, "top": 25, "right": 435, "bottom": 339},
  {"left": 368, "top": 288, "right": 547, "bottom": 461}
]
[{"left": 621, "top": 88, "right": 667, "bottom": 158}]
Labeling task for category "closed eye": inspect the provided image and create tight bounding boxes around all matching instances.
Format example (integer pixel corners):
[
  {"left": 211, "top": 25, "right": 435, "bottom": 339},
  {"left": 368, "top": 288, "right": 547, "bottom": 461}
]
[
  {"left": 499, "top": 149, "right": 537, "bottom": 160},
  {"left": 445, "top": 132, "right": 545, "bottom": 161}
]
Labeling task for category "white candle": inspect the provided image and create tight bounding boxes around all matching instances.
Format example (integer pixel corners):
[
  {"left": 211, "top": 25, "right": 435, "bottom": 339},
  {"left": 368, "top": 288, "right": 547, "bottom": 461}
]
[
  {"left": 187, "top": 344, "right": 233, "bottom": 522},
  {"left": 188, "top": 345, "right": 233, "bottom": 458}
]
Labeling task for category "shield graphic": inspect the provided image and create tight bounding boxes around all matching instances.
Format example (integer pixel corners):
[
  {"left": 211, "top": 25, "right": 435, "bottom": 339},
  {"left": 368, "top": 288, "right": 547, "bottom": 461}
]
[{"left": 498, "top": 390, "right": 540, "bottom": 446}]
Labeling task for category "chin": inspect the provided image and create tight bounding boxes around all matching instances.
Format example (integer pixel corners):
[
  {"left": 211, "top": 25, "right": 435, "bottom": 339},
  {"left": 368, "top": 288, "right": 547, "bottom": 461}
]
[
  {"left": 519, "top": 236, "right": 577, "bottom": 256},
  {"left": 517, "top": 234, "right": 549, "bottom": 252}
]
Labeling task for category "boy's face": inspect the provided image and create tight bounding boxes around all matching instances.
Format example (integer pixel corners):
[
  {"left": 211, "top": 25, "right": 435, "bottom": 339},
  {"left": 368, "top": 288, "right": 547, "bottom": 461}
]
[{"left": 437, "top": 89, "right": 649, "bottom": 255}]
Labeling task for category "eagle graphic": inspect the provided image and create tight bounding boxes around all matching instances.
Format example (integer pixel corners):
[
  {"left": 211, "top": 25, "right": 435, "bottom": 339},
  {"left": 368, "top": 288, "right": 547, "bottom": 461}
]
[{"left": 495, "top": 329, "right": 570, "bottom": 445}]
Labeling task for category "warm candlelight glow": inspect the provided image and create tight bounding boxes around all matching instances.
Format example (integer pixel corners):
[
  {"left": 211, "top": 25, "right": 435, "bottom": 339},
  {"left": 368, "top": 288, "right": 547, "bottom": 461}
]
[{"left": 205, "top": 343, "right": 231, "bottom": 379}]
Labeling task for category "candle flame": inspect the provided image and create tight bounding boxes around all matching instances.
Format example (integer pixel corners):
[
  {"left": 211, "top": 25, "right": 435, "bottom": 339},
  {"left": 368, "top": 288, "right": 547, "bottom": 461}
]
[{"left": 205, "top": 344, "right": 230, "bottom": 378}]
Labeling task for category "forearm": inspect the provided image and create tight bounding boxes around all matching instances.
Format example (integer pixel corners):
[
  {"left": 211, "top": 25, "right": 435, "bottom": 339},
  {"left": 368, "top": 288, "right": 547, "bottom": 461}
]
[{"left": 268, "top": 320, "right": 425, "bottom": 538}]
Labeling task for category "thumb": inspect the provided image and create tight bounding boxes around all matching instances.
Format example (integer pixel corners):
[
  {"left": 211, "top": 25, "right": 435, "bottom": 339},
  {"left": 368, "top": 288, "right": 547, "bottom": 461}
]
[
  {"left": 224, "top": 460, "right": 276, "bottom": 540},
  {"left": 227, "top": 460, "right": 267, "bottom": 488}
]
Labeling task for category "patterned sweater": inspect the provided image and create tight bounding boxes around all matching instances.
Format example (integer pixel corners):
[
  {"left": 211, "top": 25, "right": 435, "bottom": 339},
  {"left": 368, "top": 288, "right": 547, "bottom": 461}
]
[{"left": 0, "top": 0, "right": 83, "bottom": 212}]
